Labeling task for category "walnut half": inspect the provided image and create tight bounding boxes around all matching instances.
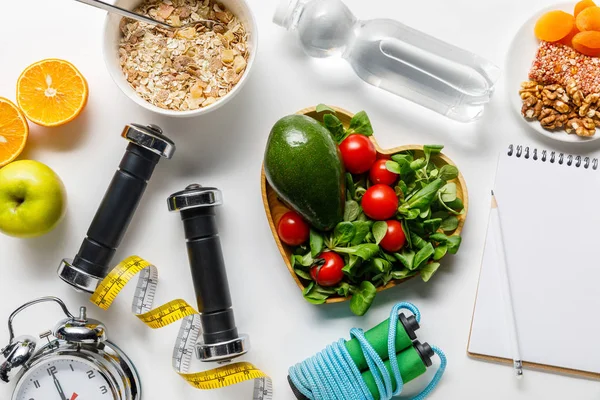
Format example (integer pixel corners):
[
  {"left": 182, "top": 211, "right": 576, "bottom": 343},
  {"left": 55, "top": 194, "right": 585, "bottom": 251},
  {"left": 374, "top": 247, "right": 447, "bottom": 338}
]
[
  {"left": 540, "top": 108, "right": 569, "bottom": 130},
  {"left": 566, "top": 117, "right": 596, "bottom": 137},
  {"left": 521, "top": 95, "right": 543, "bottom": 119}
]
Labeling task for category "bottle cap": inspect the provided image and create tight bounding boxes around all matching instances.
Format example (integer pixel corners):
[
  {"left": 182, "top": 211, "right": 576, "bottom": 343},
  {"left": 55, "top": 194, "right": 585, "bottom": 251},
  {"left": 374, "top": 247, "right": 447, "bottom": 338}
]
[{"left": 273, "top": 0, "right": 298, "bottom": 29}]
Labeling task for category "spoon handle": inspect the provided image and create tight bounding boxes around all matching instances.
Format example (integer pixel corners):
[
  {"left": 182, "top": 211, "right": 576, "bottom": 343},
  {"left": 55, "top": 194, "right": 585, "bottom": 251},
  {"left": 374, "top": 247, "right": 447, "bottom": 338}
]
[{"left": 74, "top": 0, "right": 172, "bottom": 28}]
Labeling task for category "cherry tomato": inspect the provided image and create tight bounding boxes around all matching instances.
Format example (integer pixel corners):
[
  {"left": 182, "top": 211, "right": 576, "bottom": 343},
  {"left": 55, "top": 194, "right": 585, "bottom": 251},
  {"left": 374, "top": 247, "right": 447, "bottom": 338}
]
[
  {"left": 310, "top": 251, "right": 345, "bottom": 287},
  {"left": 369, "top": 159, "right": 398, "bottom": 186},
  {"left": 339, "top": 134, "right": 377, "bottom": 174},
  {"left": 380, "top": 220, "right": 406, "bottom": 252},
  {"left": 277, "top": 211, "right": 310, "bottom": 246},
  {"left": 361, "top": 184, "right": 399, "bottom": 220}
]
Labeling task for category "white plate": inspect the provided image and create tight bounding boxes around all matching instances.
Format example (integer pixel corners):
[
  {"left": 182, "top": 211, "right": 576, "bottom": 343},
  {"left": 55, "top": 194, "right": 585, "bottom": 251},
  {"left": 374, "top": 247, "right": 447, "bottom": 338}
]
[{"left": 505, "top": 2, "right": 600, "bottom": 143}]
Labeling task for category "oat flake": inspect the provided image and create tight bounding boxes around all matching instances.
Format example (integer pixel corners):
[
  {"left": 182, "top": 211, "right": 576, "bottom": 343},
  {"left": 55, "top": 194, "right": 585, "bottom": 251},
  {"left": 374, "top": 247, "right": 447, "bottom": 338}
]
[{"left": 119, "top": 0, "right": 250, "bottom": 111}]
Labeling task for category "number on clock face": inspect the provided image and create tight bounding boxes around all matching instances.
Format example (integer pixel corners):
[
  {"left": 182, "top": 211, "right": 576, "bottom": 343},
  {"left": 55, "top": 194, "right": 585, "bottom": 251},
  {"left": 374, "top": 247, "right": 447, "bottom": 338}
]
[{"left": 13, "top": 357, "right": 114, "bottom": 400}]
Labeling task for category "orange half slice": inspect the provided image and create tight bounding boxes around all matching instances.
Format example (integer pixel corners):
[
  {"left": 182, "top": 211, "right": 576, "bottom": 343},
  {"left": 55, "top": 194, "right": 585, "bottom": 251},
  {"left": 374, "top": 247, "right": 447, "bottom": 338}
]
[
  {"left": 17, "top": 59, "right": 88, "bottom": 127},
  {"left": 0, "top": 98, "right": 29, "bottom": 167}
]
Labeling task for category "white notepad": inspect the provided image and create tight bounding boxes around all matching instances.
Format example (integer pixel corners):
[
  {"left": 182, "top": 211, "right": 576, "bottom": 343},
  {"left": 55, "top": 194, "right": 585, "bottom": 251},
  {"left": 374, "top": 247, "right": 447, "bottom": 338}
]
[{"left": 468, "top": 145, "right": 600, "bottom": 378}]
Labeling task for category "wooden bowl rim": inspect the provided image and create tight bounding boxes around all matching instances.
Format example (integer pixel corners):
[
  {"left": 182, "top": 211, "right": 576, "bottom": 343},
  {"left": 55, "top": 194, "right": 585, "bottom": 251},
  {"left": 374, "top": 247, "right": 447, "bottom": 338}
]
[{"left": 261, "top": 106, "right": 469, "bottom": 303}]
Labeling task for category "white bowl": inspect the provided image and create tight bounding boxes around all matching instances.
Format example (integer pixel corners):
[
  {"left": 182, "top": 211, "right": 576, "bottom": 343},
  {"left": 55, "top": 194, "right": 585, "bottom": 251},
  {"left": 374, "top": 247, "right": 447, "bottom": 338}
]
[{"left": 103, "top": 0, "right": 258, "bottom": 117}]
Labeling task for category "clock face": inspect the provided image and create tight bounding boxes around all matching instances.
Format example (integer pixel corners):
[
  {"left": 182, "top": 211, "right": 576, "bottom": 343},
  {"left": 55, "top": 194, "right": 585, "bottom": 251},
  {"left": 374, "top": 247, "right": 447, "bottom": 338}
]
[{"left": 13, "top": 356, "right": 115, "bottom": 400}]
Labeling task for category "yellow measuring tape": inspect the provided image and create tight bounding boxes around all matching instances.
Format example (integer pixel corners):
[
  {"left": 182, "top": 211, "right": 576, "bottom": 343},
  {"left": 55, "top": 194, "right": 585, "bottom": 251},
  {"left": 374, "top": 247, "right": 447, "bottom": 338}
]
[{"left": 89, "top": 256, "right": 272, "bottom": 398}]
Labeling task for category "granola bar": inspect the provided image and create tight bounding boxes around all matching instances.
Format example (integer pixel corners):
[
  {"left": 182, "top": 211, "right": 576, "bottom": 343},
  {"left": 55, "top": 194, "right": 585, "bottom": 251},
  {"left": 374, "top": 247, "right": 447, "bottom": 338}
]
[{"left": 529, "top": 41, "right": 600, "bottom": 96}]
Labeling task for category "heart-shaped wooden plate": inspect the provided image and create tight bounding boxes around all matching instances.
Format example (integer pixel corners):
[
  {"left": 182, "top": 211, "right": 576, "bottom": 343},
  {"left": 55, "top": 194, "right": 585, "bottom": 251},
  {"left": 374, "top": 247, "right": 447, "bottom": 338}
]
[{"left": 261, "top": 106, "right": 469, "bottom": 303}]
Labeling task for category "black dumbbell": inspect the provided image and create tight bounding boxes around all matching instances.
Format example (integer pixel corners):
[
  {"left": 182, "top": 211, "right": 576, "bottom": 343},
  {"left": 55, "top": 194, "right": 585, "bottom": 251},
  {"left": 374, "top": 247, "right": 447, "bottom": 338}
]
[
  {"left": 168, "top": 184, "right": 248, "bottom": 362},
  {"left": 58, "top": 124, "right": 175, "bottom": 293}
]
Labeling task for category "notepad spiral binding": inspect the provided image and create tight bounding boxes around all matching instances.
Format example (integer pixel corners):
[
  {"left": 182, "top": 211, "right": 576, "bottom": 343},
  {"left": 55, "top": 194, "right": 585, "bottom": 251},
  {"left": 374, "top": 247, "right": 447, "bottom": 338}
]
[{"left": 507, "top": 145, "right": 599, "bottom": 170}]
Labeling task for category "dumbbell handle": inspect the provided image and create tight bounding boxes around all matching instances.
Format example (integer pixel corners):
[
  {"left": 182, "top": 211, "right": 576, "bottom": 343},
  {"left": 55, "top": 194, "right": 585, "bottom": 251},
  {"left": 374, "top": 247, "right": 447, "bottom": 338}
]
[
  {"left": 72, "top": 144, "right": 160, "bottom": 280},
  {"left": 181, "top": 206, "right": 239, "bottom": 345}
]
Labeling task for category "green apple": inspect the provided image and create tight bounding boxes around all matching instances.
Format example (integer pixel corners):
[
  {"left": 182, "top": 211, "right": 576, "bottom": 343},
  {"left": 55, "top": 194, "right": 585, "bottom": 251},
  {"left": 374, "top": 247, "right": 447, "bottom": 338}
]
[{"left": 0, "top": 160, "right": 66, "bottom": 238}]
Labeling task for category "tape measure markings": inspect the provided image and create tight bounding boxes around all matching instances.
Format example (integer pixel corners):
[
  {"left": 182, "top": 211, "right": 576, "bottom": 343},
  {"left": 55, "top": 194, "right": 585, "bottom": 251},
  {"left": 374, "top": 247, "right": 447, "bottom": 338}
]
[
  {"left": 255, "top": 378, "right": 273, "bottom": 398},
  {"left": 137, "top": 300, "right": 196, "bottom": 329},
  {"left": 89, "top": 256, "right": 272, "bottom": 399},
  {"left": 91, "top": 256, "right": 151, "bottom": 310},
  {"left": 180, "top": 362, "right": 268, "bottom": 390},
  {"left": 172, "top": 314, "right": 201, "bottom": 373}
]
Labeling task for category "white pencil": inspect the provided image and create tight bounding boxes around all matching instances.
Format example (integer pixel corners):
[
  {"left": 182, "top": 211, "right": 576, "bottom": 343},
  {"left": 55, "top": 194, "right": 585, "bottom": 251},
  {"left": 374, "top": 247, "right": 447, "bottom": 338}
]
[{"left": 490, "top": 190, "right": 523, "bottom": 379}]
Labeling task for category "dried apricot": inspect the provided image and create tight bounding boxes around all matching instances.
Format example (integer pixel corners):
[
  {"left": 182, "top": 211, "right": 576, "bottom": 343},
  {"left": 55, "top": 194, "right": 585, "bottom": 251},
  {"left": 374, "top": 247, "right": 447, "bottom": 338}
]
[
  {"left": 572, "top": 31, "right": 600, "bottom": 56},
  {"left": 560, "top": 25, "right": 581, "bottom": 46},
  {"left": 576, "top": 6, "right": 600, "bottom": 31},
  {"left": 535, "top": 11, "right": 576, "bottom": 42},
  {"left": 575, "top": 0, "right": 596, "bottom": 17}
]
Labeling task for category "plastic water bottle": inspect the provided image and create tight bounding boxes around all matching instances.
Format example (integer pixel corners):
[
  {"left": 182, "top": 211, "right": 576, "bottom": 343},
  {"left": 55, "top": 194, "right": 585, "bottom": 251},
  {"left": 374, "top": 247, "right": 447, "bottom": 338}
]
[{"left": 274, "top": 0, "right": 500, "bottom": 122}]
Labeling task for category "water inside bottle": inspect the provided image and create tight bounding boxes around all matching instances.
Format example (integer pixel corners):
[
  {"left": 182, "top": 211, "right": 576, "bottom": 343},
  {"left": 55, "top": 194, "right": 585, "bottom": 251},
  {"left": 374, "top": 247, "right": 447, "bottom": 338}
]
[
  {"left": 345, "top": 29, "right": 497, "bottom": 122},
  {"left": 275, "top": 0, "right": 499, "bottom": 122}
]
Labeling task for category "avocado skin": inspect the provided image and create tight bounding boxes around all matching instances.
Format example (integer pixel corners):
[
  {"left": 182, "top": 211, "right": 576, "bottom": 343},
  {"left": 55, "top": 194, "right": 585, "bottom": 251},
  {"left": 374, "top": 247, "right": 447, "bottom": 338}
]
[{"left": 264, "top": 115, "right": 345, "bottom": 232}]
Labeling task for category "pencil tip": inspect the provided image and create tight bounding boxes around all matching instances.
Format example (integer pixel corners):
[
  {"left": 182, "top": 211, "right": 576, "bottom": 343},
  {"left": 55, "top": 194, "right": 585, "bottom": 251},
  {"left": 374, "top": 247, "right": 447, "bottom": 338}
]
[
  {"left": 491, "top": 189, "right": 495, "bottom": 196},
  {"left": 515, "top": 360, "right": 523, "bottom": 379}
]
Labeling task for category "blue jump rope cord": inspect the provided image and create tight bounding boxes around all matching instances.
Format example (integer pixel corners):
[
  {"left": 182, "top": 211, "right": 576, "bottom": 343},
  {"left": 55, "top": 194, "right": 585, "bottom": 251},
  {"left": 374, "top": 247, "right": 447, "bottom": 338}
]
[{"left": 289, "top": 302, "right": 447, "bottom": 400}]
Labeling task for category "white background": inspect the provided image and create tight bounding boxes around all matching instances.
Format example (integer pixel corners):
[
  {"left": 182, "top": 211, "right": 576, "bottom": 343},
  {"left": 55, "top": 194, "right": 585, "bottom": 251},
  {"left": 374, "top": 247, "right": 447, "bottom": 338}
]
[{"left": 0, "top": 0, "right": 599, "bottom": 399}]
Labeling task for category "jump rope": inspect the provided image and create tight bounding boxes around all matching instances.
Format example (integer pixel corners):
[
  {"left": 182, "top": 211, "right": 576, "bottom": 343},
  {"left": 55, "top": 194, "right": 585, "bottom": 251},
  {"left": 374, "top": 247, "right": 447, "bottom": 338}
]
[{"left": 289, "top": 302, "right": 447, "bottom": 400}]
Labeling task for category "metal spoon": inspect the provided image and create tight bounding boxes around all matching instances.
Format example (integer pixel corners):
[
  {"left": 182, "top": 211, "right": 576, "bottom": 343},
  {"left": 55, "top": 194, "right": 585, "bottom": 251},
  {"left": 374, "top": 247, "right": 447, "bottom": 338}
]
[{"left": 74, "top": 0, "right": 220, "bottom": 29}]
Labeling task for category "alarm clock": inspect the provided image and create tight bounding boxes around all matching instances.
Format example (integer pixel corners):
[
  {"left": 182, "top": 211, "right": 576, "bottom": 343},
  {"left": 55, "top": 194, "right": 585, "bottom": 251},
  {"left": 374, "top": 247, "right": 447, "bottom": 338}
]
[{"left": 0, "top": 297, "right": 140, "bottom": 400}]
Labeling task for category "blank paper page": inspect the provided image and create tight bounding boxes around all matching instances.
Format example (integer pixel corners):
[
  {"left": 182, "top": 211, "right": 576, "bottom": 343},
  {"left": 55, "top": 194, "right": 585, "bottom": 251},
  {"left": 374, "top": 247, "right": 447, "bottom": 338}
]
[{"left": 469, "top": 152, "right": 600, "bottom": 374}]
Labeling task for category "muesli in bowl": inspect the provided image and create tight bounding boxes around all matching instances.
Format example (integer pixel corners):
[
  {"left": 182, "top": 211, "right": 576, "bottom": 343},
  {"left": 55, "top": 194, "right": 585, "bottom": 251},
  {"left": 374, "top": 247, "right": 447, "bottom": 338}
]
[{"left": 104, "top": 0, "right": 257, "bottom": 117}]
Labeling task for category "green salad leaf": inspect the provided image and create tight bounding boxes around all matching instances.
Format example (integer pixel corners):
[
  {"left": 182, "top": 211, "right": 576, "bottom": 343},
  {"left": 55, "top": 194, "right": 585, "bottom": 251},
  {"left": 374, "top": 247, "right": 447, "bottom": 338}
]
[
  {"left": 439, "top": 165, "right": 459, "bottom": 181},
  {"left": 440, "top": 215, "right": 459, "bottom": 232},
  {"left": 351, "top": 221, "right": 371, "bottom": 246},
  {"left": 310, "top": 229, "right": 324, "bottom": 257},
  {"left": 303, "top": 282, "right": 337, "bottom": 304},
  {"left": 372, "top": 221, "right": 387, "bottom": 245},
  {"left": 395, "top": 249, "right": 416, "bottom": 270},
  {"left": 446, "top": 235, "right": 462, "bottom": 254},
  {"left": 335, "top": 243, "right": 380, "bottom": 260},
  {"left": 316, "top": 104, "right": 337, "bottom": 114},
  {"left": 420, "top": 262, "right": 441, "bottom": 282},
  {"left": 391, "top": 269, "right": 417, "bottom": 280},
  {"left": 344, "top": 200, "right": 360, "bottom": 222},
  {"left": 350, "top": 281, "right": 377, "bottom": 316},
  {"left": 295, "top": 268, "right": 312, "bottom": 280},
  {"left": 322, "top": 113, "right": 345, "bottom": 143},
  {"left": 414, "top": 243, "right": 435, "bottom": 269},
  {"left": 335, "top": 282, "right": 355, "bottom": 297},
  {"left": 348, "top": 111, "right": 374, "bottom": 136},
  {"left": 333, "top": 222, "right": 356, "bottom": 246},
  {"left": 433, "top": 245, "right": 447, "bottom": 261},
  {"left": 423, "top": 145, "right": 443, "bottom": 165}
]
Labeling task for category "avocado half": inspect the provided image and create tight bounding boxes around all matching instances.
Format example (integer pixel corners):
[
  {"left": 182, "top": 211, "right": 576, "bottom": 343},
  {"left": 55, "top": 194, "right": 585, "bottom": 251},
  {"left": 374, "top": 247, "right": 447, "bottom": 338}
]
[{"left": 264, "top": 115, "right": 345, "bottom": 232}]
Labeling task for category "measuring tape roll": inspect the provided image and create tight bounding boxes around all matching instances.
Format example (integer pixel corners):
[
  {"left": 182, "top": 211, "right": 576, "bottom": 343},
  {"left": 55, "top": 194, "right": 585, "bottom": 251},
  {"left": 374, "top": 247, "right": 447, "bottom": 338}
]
[{"left": 89, "top": 255, "right": 273, "bottom": 399}]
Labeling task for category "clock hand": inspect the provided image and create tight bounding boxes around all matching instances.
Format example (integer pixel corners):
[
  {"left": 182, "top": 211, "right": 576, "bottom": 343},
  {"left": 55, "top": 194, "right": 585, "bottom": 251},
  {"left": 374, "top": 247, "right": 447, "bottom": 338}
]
[
  {"left": 52, "top": 374, "right": 68, "bottom": 400},
  {"left": 70, "top": 394, "right": 79, "bottom": 400}
]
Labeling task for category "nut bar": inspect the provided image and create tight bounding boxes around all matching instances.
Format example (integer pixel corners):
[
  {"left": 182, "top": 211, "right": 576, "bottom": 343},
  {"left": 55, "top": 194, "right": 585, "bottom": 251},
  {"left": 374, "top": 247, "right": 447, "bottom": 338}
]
[{"left": 529, "top": 41, "right": 600, "bottom": 97}]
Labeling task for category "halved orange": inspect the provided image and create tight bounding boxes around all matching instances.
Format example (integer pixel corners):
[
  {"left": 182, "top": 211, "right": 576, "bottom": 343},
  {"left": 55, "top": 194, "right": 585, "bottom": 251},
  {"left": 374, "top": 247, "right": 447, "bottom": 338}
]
[
  {"left": 17, "top": 59, "right": 88, "bottom": 127},
  {"left": 0, "top": 98, "right": 29, "bottom": 167}
]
